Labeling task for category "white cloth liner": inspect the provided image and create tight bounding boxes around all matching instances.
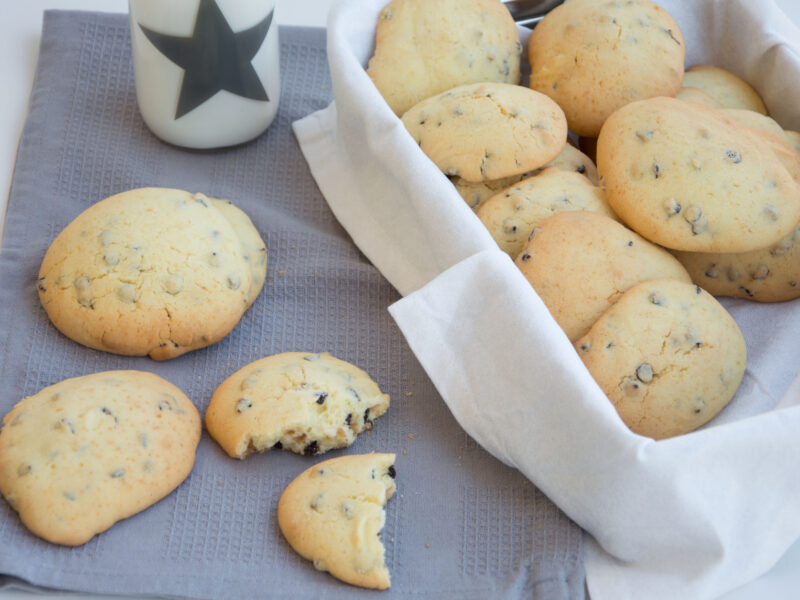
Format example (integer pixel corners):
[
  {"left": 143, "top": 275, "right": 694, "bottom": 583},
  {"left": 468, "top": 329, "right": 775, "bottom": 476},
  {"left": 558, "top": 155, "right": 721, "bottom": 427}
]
[{"left": 292, "top": 1, "right": 800, "bottom": 597}]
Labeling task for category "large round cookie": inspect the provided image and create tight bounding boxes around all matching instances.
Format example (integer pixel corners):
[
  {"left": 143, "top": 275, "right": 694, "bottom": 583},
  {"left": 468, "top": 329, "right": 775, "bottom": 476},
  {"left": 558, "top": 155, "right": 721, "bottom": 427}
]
[
  {"left": 528, "top": 0, "right": 685, "bottom": 137},
  {"left": 205, "top": 352, "right": 390, "bottom": 458},
  {"left": 682, "top": 65, "right": 767, "bottom": 114},
  {"left": 402, "top": 82, "right": 567, "bottom": 183},
  {"left": 575, "top": 279, "right": 746, "bottom": 439},
  {"left": 514, "top": 211, "right": 691, "bottom": 341},
  {"left": 0, "top": 371, "right": 201, "bottom": 546},
  {"left": 366, "top": 0, "right": 521, "bottom": 116},
  {"left": 597, "top": 97, "right": 800, "bottom": 252},
  {"left": 453, "top": 144, "right": 598, "bottom": 210},
  {"left": 477, "top": 167, "right": 616, "bottom": 258},
  {"left": 37, "top": 188, "right": 267, "bottom": 360},
  {"left": 673, "top": 224, "right": 800, "bottom": 303},
  {"left": 278, "top": 453, "right": 397, "bottom": 589}
]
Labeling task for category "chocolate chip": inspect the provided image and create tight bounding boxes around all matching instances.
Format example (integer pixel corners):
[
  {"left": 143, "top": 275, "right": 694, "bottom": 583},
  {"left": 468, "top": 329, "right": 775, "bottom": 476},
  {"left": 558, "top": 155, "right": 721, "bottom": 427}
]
[
  {"left": 626, "top": 240, "right": 633, "bottom": 247},
  {"left": 117, "top": 284, "right": 137, "bottom": 303},
  {"left": 163, "top": 273, "right": 183, "bottom": 295},
  {"left": 303, "top": 354, "right": 321, "bottom": 362},
  {"left": 227, "top": 274, "right": 241, "bottom": 290},
  {"left": 194, "top": 194, "right": 208, "bottom": 207},
  {"left": 36, "top": 277, "right": 47, "bottom": 292},
  {"left": 140, "top": 432, "right": 148, "bottom": 448},
  {"left": 103, "top": 253, "right": 119, "bottom": 266},
  {"left": 579, "top": 343, "right": 591, "bottom": 352},
  {"left": 649, "top": 292, "right": 666, "bottom": 306},
  {"left": 271, "top": 441, "right": 283, "bottom": 450},
  {"left": 738, "top": 285, "right": 754, "bottom": 297},
  {"left": 310, "top": 493, "right": 324, "bottom": 510},
  {"left": 636, "top": 130, "right": 653, "bottom": 142},
  {"left": 663, "top": 198, "right": 681, "bottom": 216},
  {"left": 653, "top": 162, "right": 662, "bottom": 178},
  {"left": 208, "top": 252, "right": 221, "bottom": 267},
  {"left": 303, "top": 441, "right": 319, "bottom": 456},
  {"left": 727, "top": 267, "right": 740, "bottom": 282},
  {"left": 348, "top": 387, "right": 360, "bottom": 401},
  {"left": 236, "top": 398, "right": 252, "bottom": 413},
  {"left": 705, "top": 265, "right": 719, "bottom": 279},
  {"left": 74, "top": 276, "right": 90, "bottom": 291},
  {"left": 17, "top": 464, "right": 31, "bottom": 477},
  {"left": 605, "top": 341, "right": 615, "bottom": 349},
  {"left": 695, "top": 285, "right": 702, "bottom": 295},
  {"left": 576, "top": 164, "right": 586, "bottom": 174},
  {"left": 764, "top": 206, "right": 780, "bottom": 221},
  {"left": 520, "top": 252, "right": 531, "bottom": 262},
  {"left": 58, "top": 418, "right": 76, "bottom": 434},
  {"left": 315, "top": 392, "right": 328, "bottom": 405},
  {"left": 725, "top": 150, "right": 742, "bottom": 163},
  {"left": 364, "top": 407, "right": 372, "bottom": 424},
  {"left": 63, "top": 491, "right": 76, "bottom": 502},
  {"left": 110, "top": 468, "right": 125, "bottom": 478},
  {"left": 388, "top": 465, "right": 396, "bottom": 479},
  {"left": 345, "top": 413, "right": 352, "bottom": 426},
  {"left": 636, "top": 363, "right": 654, "bottom": 383},
  {"left": 342, "top": 503, "right": 354, "bottom": 518}
]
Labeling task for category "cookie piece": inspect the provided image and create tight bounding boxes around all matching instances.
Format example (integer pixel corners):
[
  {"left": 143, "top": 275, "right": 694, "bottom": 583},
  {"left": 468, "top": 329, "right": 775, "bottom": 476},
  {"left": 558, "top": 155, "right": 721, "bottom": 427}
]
[
  {"left": 575, "top": 279, "right": 746, "bottom": 439},
  {"left": 675, "top": 87, "right": 723, "bottom": 108},
  {"left": 673, "top": 225, "right": 800, "bottom": 302},
  {"left": 402, "top": 82, "right": 568, "bottom": 183},
  {"left": 278, "top": 453, "right": 397, "bottom": 589},
  {"left": 477, "top": 167, "right": 616, "bottom": 257},
  {"left": 683, "top": 65, "right": 767, "bottom": 114},
  {"left": 453, "top": 144, "right": 599, "bottom": 210},
  {"left": 528, "top": 0, "right": 685, "bottom": 137},
  {"left": 0, "top": 371, "right": 201, "bottom": 546},
  {"left": 37, "top": 188, "right": 266, "bottom": 360},
  {"left": 205, "top": 352, "right": 390, "bottom": 459},
  {"left": 597, "top": 97, "right": 800, "bottom": 252},
  {"left": 515, "top": 211, "right": 691, "bottom": 341},
  {"left": 366, "top": 0, "right": 521, "bottom": 116}
]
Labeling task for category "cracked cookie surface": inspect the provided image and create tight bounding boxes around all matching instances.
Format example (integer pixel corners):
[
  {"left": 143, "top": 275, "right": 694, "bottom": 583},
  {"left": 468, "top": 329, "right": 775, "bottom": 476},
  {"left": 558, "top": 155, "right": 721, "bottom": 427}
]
[
  {"left": 0, "top": 370, "right": 201, "bottom": 545},
  {"left": 366, "top": 0, "right": 521, "bottom": 116},
  {"left": 597, "top": 97, "right": 800, "bottom": 252},
  {"left": 402, "top": 82, "right": 567, "bottom": 183},
  {"left": 515, "top": 211, "right": 691, "bottom": 342},
  {"left": 37, "top": 188, "right": 266, "bottom": 360},
  {"left": 528, "top": 0, "right": 685, "bottom": 137},
  {"left": 575, "top": 278, "right": 746, "bottom": 439},
  {"left": 278, "top": 453, "right": 396, "bottom": 589},
  {"left": 205, "top": 352, "right": 390, "bottom": 459}
]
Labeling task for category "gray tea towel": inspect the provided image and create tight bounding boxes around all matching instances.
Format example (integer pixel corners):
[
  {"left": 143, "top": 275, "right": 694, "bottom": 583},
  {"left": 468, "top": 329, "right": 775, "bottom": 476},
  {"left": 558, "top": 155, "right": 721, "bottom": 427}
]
[{"left": 0, "top": 11, "right": 584, "bottom": 599}]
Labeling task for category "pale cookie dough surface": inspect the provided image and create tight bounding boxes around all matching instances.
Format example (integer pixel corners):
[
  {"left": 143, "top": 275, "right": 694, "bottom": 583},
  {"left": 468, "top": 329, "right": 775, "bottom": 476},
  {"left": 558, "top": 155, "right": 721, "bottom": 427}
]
[
  {"left": 528, "top": 0, "right": 685, "bottom": 137},
  {"left": 402, "top": 82, "right": 568, "bottom": 183},
  {"left": 673, "top": 225, "right": 800, "bottom": 302},
  {"left": 675, "top": 86, "right": 723, "bottom": 108},
  {"left": 477, "top": 167, "right": 616, "bottom": 258},
  {"left": 278, "top": 453, "right": 397, "bottom": 590},
  {"left": 37, "top": 188, "right": 266, "bottom": 360},
  {"left": 515, "top": 211, "right": 691, "bottom": 342},
  {"left": 784, "top": 130, "right": 800, "bottom": 155},
  {"left": 0, "top": 370, "right": 201, "bottom": 546},
  {"left": 205, "top": 352, "right": 390, "bottom": 459},
  {"left": 597, "top": 97, "right": 800, "bottom": 252},
  {"left": 575, "top": 279, "right": 746, "bottom": 440},
  {"left": 366, "top": 0, "right": 521, "bottom": 116},
  {"left": 453, "top": 144, "right": 598, "bottom": 210},
  {"left": 683, "top": 65, "right": 768, "bottom": 114}
]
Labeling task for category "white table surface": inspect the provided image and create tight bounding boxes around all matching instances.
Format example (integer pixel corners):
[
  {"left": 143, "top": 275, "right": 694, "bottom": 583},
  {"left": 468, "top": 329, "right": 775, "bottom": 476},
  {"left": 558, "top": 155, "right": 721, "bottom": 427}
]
[{"left": 1, "top": 1, "right": 800, "bottom": 599}]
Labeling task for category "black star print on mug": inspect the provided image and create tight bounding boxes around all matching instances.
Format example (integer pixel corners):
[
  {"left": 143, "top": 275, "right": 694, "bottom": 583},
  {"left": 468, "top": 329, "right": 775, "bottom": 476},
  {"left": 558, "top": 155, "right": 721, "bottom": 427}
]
[{"left": 139, "top": 0, "right": 274, "bottom": 119}]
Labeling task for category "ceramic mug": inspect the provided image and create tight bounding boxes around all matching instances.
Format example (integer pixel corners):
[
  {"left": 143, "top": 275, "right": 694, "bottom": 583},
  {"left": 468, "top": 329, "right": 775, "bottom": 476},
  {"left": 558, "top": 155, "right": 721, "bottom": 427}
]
[{"left": 129, "top": 0, "right": 280, "bottom": 149}]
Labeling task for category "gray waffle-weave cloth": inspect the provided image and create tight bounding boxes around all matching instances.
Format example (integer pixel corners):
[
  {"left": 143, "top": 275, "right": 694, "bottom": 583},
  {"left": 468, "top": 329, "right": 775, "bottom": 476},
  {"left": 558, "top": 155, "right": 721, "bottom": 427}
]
[{"left": 0, "top": 11, "right": 584, "bottom": 599}]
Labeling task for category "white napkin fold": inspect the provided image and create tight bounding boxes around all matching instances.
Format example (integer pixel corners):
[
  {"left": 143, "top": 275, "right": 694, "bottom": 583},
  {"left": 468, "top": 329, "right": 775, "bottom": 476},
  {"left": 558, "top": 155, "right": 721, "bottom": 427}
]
[{"left": 293, "top": 0, "right": 800, "bottom": 597}]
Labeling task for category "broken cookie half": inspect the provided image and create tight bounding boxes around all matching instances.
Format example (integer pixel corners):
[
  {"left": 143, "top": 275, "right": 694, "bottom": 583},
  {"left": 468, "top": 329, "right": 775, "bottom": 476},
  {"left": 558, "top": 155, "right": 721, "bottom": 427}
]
[
  {"left": 278, "top": 453, "right": 397, "bottom": 589},
  {"left": 205, "top": 352, "right": 390, "bottom": 458}
]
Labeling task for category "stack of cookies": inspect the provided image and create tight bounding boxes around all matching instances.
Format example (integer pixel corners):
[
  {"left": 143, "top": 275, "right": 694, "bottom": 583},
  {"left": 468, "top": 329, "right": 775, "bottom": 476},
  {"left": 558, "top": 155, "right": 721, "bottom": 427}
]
[{"left": 367, "top": 0, "right": 800, "bottom": 440}]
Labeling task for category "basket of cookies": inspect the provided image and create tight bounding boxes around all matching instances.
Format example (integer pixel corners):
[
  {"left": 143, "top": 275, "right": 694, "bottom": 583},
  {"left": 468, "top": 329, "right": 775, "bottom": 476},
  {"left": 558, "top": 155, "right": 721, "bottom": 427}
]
[{"left": 294, "top": 0, "right": 800, "bottom": 597}]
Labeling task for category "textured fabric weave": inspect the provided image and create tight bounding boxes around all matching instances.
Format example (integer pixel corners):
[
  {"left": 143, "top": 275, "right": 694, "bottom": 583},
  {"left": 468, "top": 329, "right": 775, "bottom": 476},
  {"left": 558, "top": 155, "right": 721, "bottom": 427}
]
[{"left": 0, "top": 12, "right": 584, "bottom": 599}]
